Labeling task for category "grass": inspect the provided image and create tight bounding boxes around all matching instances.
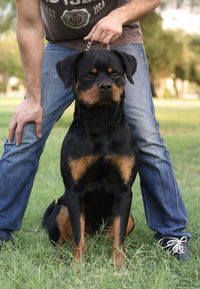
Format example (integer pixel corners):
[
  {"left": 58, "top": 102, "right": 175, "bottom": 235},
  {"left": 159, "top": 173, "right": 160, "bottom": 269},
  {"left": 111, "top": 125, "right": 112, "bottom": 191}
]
[{"left": 0, "top": 97, "right": 200, "bottom": 289}]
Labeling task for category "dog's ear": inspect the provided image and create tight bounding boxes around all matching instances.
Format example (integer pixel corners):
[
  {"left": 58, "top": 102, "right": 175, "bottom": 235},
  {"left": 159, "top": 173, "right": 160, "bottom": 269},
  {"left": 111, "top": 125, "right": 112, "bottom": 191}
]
[
  {"left": 56, "top": 52, "right": 84, "bottom": 88},
  {"left": 113, "top": 50, "right": 137, "bottom": 84}
]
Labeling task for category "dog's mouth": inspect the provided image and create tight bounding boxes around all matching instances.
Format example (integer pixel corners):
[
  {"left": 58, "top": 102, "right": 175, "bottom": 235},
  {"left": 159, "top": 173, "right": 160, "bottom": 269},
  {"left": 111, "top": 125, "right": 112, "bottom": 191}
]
[
  {"left": 81, "top": 96, "right": 121, "bottom": 108},
  {"left": 96, "top": 97, "right": 117, "bottom": 106}
]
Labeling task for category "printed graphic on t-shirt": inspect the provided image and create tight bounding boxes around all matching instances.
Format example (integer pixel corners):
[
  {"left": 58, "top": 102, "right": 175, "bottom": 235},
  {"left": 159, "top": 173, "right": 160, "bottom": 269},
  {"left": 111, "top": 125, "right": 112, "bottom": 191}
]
[
  {"left": 61, "top": 9, "right": 91, "bottom": 29},
  {"left": 43, "top": 0, "right": 106, "bottom": 29}
]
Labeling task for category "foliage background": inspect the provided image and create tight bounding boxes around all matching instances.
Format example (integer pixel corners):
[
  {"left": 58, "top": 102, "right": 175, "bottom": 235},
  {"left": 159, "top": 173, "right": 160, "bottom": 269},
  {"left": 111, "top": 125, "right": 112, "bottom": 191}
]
[{"left": 0, "top": 0, "right": 200, "bottom": 97}]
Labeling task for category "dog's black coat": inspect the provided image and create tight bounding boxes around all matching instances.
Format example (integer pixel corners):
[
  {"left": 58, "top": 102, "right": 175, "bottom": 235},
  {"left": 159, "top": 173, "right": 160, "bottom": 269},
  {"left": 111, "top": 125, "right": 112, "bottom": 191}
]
[{"left": 42, "top": 50, "right": 138, "bottom": 265}]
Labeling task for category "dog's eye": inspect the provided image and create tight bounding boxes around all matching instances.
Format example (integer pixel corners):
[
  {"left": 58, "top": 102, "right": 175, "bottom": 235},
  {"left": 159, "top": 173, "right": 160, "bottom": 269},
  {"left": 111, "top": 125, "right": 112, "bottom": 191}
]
[
  {"left": 111, "top": 72, "right": 120, "bottom": 79},
  {"left": 84, "top": 73, "right": 94, "bottom": 80}
]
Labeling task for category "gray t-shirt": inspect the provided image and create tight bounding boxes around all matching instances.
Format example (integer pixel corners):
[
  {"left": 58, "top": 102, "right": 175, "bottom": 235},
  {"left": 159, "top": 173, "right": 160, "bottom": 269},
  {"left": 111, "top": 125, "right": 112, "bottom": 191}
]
[{"left": 40, "top": 0, "right": 143, "bottom": 50}]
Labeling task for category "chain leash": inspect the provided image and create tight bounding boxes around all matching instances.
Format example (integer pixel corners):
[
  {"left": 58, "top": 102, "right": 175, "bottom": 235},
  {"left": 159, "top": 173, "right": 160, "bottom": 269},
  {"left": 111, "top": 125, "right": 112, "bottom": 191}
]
[{"left": 85, "top": 34, "right": 110, "bottom": 51}]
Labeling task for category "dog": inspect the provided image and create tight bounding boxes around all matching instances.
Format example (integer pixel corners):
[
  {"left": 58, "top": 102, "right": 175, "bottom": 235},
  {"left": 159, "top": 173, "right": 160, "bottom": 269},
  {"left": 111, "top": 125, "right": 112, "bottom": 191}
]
[{"left": 42, "top": 50, "right": 138, "bottom": 268}]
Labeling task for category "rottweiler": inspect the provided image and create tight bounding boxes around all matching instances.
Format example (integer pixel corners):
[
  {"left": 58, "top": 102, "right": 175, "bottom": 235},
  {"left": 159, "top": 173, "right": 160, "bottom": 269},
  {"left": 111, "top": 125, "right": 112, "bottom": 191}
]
[{"left": 42, "top": 50, "right": 138, "bottom": 268}]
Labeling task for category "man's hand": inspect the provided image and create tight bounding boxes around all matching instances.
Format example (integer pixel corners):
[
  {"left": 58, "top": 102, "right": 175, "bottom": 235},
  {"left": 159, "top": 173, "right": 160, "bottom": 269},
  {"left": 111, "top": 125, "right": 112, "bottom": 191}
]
[
  {"left": 84, "top": 14, "right": 123, "bottom": 45},
  {"left": 84, "top": 0, "right": 160, "bottom": 46},
  {"left": 8, "top": 98, "right": 43, "bottom": 146}
]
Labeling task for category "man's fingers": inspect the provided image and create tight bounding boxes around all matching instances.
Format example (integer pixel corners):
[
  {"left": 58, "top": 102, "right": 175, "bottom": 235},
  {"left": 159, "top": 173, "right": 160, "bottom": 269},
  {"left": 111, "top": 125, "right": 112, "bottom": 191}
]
[
  {"left": 8, "top": 120, "right": 42, "bottom": 146},
  {"left": 99, "top": 33, "right": 114, "bottom": 45},
  {"left": 8, "top": 119, "right": 17, "bottom": 143},
  {"left": 83, "top": 25, "right": 97, "bottom": 41},
  {"left": 7, "top": 99, "right": 43, "bottom": 146},
  {"left": 15, "top": 123, "right": 24, "bottom": 146},
  {"left": 84, "top": 27, "right": 120, "bottom": 46},
  {"left": 93, "top": 31, "right": 106, "bottom": 44},
  {"left": 35, "top": 121, "right": 42, "bottom": 139},
  {"left": 110, "top": 34, "right": 119, "bottom": 43}
]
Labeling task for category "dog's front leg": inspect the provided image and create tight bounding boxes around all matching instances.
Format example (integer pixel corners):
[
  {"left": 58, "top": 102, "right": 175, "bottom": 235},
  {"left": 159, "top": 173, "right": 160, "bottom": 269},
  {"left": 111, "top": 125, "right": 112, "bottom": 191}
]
[
  {"left": 65, "top": 192, "right": 86, "bottom": 262},
  {"left": 112, "top": 190, "right": 132, "bottom": 268}
]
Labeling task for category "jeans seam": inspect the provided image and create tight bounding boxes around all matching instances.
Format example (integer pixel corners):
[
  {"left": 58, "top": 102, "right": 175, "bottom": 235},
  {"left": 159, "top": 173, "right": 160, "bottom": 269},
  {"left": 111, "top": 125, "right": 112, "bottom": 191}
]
[
  {"left": 140, "top": 45, "right": 152, "bottom": 228},
  {"left": 139, "top": 45, "right": 187, "bottom": 224},
  {"left": 153, "top": 107, "right": 187, "bottom": 223}
]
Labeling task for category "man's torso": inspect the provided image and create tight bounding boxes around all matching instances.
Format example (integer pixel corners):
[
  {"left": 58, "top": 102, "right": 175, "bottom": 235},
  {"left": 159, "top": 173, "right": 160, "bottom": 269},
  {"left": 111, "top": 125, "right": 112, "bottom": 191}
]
[{"left": 40, "top": 0, "right": 143, "bottom": 50}]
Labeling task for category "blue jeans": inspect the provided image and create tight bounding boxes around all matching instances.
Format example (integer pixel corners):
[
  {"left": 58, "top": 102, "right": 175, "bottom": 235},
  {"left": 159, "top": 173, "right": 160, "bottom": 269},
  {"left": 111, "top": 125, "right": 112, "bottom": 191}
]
[{"left": 0, "top": 43, "right": 191, "bottom": 241}]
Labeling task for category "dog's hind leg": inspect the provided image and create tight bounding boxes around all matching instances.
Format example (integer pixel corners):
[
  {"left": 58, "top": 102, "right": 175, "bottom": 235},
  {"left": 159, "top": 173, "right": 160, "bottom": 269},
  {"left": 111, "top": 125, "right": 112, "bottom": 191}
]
[
  {"left": 56, "top": 205, "right": 73, "bottom": 246},
  {"left": 42, "top": 200, "right": 56, "bottom": 228},
  {"left": 126, "top": 213, "right": 135, "bottom": 235}
]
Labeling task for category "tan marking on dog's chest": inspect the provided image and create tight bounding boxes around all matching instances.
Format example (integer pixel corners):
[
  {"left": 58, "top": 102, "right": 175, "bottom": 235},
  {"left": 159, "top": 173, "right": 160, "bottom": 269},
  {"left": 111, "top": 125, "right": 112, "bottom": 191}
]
[
  {"left": 69, "top": 154, "right": 135, "bottom": 184},
  {"left": 69, "top": 155, "right": 100, "bottom": 183},
  {"left": 106, "top": 154, "right": 135, "bottom": 184}
]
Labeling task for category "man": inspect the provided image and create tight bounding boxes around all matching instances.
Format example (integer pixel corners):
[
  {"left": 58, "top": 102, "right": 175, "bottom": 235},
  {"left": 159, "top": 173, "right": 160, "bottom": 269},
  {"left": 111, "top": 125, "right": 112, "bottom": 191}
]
[{"left": 0, "top": 0, "right": 191, "bottom": 260}]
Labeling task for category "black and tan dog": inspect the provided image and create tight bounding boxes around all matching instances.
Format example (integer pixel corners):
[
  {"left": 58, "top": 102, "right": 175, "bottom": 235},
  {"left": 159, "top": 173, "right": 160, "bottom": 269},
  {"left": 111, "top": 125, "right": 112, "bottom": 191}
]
[{"left": 42, "top": 50, "right": 138, "bottom": 268}]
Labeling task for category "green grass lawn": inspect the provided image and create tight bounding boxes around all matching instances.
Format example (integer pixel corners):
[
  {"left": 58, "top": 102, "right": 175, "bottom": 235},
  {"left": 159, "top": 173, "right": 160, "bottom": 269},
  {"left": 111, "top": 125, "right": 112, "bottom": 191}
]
[{"left": 0, "top": 98, "right": 200, "bottom": 289}]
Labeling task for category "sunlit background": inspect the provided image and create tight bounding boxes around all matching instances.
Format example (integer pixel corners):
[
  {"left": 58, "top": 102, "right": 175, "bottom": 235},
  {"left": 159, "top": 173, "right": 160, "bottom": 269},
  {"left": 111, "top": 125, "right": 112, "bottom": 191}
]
[
  {"left": 0, "top": 0, "right": 200, "bottom": 99},
  {"left": 162, "top": 9, "right": 200, "bottom": 34}
]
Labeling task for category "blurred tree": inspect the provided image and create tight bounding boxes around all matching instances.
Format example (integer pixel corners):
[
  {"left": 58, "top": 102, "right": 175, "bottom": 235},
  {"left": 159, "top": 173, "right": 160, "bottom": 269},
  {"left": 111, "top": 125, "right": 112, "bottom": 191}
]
[
  {"left": 0, "top": 32, "right": 23, "bottom": 91},
  {"left": 160, "top": 0, "right": 200, "bottom": 10},
  {"left": 0, "top": 0, "right": 16, "bottom": 33},
  {"left": 188, "top": 35, "right": 200, "bottom": 85},
  {"left": 141, "top": 14, "right": 200, "bottom": 98},
  {"left": 140, "top": 12, "right": 183, "bottom": 97},
  {"left": 189, "top": 34, "right": 200, "bottom": 54}
]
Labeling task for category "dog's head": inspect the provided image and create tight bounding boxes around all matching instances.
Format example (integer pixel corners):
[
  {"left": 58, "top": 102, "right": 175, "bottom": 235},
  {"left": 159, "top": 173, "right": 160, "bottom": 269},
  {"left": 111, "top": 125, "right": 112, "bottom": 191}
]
[{"left": 56, "top": 50, "right": 137, "bottom": 107}]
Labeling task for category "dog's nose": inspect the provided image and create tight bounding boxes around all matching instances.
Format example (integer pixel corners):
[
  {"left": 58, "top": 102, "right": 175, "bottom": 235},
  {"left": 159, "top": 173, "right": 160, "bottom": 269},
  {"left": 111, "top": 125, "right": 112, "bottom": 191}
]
[{"left": 98, "top": 82, "right": 112, "bottom": 92}]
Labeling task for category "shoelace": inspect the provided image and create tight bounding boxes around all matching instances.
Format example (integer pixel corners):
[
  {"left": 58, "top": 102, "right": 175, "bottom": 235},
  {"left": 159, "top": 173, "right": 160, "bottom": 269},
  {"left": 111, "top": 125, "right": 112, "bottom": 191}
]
[{"left": 158, "top": 236, "right": 188, "bottom": 255}]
